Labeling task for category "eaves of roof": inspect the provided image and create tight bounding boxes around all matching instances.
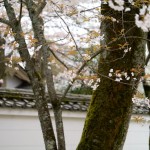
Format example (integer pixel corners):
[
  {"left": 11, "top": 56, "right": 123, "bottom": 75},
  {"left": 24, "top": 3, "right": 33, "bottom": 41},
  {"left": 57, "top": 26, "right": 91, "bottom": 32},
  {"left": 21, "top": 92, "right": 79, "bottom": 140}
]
[{"left": 0, "top": 88, "right": 149, "bottom": 114}]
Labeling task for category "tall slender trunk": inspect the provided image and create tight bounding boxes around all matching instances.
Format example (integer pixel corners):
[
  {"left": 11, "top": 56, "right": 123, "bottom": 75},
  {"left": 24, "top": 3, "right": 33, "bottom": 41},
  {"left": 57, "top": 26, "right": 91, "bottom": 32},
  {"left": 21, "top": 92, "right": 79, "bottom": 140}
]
[
  {"left": 3, "top": 0, "right": 57, "bottom": 149},
  {"left": 46, "top": 68, "right": 66, "bottom": 150},
  {"left": 25, "top": 1, "right": 66, "bottom": 149},
  {"left": 31, "top": 77, "right": 57, "bottom": 150},
  {"left": 77, "top": 3, "right": 146, "bottom": 150}
]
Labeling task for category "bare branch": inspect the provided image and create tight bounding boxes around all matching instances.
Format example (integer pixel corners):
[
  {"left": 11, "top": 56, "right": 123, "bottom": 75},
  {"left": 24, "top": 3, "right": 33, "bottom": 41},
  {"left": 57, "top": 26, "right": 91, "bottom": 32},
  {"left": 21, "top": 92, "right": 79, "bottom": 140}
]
[
  {"left": 125, "top": 36, "right": 150, "bottom": 42},
  {"left": 79, "top": 6, "right": 101, "bottom": 13},
  {"left": 47, "top": 33, "right": 69, "bottom": 44},
  {"left": 48, "top": 47, "right": 69, "bottom": 70},
  {"left": 36, "top": 0, "right": 46, "bottom": 15},
  {"left": 25, "top": 0, "right": 46, "bottom": 16},
  {"left": 0, "top": 18, "right": 11, "bottom": 26},
  {"left": 61, "top": 48, "right": 103, "bottom": 100},
  {"left": 18, "top": 0, "right": 23, "bottom": 25},
  {"left": 51, "top": 2, "right": 84, "bottom": 60},
  {"left": 3, "top": 0, "right": 18, "bottom": 24}
]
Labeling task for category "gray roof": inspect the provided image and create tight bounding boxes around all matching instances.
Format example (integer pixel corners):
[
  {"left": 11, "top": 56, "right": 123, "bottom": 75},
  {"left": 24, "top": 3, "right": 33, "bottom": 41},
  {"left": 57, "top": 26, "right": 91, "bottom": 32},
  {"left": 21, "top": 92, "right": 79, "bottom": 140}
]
[{"left": 0, "top": 88, "right": 149, "bottom": 114}]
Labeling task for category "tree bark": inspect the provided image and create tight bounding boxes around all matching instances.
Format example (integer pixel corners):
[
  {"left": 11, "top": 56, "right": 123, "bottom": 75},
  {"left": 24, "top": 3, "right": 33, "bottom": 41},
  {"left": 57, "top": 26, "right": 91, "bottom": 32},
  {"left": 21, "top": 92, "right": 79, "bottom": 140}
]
[
  {"left": 31, "top": 76, "right": 57, "bottom": 150},
  {"left": 0, "top": 36, "right": 5, "bottom": 82},
  {"left": 77, "top": 3, "right": 146, "bottom": 150},
  {"left": 3, "top": 0, "right": 57, "bottom": 149},
  {"left": 25, "top": 1, "right": 66, "bottom": 149},
  {"left": 144, "top": 32, "right": 150, "bottom": 115}
]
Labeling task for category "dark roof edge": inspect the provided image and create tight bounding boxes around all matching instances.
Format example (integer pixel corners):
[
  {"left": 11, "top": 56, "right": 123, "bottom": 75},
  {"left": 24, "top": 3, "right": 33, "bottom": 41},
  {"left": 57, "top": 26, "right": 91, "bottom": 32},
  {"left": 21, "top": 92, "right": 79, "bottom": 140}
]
[{"left": 0, "top": 88, "right": 149, "bottom": 114}]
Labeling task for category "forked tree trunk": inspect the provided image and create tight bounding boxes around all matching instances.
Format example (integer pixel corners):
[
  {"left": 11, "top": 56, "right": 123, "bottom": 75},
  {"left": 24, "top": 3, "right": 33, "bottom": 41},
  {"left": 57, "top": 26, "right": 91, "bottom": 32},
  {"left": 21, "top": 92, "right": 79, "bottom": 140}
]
[
  {"left": 25, "top": 0, "right": 66, "bottom": 149},
  {"left": 77, "top": 3, "right": 146, "bottom": 150},
  {"left": 3, "top": 0, "right": 57, "bottom": 149}
]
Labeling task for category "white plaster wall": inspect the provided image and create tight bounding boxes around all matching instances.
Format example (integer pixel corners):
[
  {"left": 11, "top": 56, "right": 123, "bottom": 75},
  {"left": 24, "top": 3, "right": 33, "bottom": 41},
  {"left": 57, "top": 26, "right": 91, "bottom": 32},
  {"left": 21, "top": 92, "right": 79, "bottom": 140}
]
[
  {"left": 5, "top": 76, "right": 22, "bottom": 88},
  {"left": 0, "top": 108, "right": 149, "bottom": 150},
  {"left": 124, "top": 118, "right": 149, "bottom": 150}
]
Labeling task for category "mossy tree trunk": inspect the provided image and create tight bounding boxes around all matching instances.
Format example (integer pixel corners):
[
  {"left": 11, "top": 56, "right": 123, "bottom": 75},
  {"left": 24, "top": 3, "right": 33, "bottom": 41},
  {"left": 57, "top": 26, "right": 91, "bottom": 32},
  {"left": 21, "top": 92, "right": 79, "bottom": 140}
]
[
  {"left": 144, "top": 32, "right": 150, "bottom": 115},
  {"left": 77, "top": 3, "right": 146, "bottom": 150},
  {"left": 0, "top": 36, "right": 5, "bottom": 82}
]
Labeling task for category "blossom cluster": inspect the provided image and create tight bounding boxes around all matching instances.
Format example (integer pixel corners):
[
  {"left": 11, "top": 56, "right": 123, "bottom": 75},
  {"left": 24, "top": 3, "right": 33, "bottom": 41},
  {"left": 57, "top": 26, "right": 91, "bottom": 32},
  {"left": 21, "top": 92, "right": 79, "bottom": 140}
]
[
  {"left": 108, "top": 68, "right": 137, "bottom": 82},
  {"left": 83, "top": 77, "right": 100, "bottom": 90},
  {"left": 108, "top": 0, "right": 124, "bottom": 11},
  {"left": 103, "top": 0, "right": 150, "bottom": 32},
  {"left": 53, "top": 68, "right": 101, "bottom": 92},
  {"left": 53, "top": 70, "right": 78, "bottom": 92},
  {"left": 135, "top": 5, "right": 150, "bottom": 32}
]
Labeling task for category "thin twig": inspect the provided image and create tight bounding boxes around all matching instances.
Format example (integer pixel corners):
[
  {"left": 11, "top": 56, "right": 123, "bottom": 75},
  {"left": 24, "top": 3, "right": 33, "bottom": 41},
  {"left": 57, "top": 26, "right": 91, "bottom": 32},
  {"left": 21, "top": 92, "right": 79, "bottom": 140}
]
[
  {"left": 54, "top": 10, "right": 83, "bottom": 58},
  {"left": 48, "top": 33, "right": 69, "bottom": 44},
  {"left": 18, "top": 0, "right": 23, "bottom": 25},
  {"left": 61, "top": 48, "right": 103, "bottom": 100},
  {"left": 48, "top": 47, "right": 69, "bottom": 70}
]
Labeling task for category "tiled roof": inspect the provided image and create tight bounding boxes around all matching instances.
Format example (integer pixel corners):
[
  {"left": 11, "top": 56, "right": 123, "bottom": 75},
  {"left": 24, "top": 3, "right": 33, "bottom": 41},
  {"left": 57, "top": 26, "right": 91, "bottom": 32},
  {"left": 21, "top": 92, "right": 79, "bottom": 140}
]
[
  {"left": 0, "top": 88, "right": 149, "bottom": 114},
  {"left": 0, "top": 88, "right": 90, "bottom": 111}
]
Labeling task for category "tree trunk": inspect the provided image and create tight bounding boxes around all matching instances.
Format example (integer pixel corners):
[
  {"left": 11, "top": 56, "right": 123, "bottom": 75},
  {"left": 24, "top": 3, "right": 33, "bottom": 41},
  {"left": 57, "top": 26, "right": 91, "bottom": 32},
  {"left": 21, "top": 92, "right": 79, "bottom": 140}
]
[
  {"left": 0, "top": 36, "right": 5, "bottom": 81},
  {"left": 25, "top": 1, "right": 66, "bottom": 149},
  {"left": 3, "top": 1, "right": 57, "bottom": 149},
  {"left": 31, "top": 76, "right": 57, "bottom": 150},
  {"left": 77, "top": 3, "right": 146, "bottom": 150},
  {"left": 144, "top": 32, "right": 150, "bottom": 115}
]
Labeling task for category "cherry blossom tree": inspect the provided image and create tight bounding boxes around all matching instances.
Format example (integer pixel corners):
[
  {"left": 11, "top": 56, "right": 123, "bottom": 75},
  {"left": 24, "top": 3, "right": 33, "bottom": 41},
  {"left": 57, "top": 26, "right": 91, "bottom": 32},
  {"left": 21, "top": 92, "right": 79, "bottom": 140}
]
[
  {"left": 0, "top": 0, "right": 150, "bottom": 150},
  {"left": 77, "top": 1, "right": 149, "bottom": 149}
]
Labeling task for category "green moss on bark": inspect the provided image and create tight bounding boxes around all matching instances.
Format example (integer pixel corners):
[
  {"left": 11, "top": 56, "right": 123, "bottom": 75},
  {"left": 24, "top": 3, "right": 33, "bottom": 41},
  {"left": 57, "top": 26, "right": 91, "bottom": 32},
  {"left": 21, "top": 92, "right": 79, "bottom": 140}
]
[{"left": 77, "top": 3, "right": 146, "bottom": 150}]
